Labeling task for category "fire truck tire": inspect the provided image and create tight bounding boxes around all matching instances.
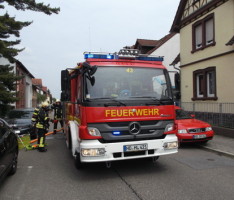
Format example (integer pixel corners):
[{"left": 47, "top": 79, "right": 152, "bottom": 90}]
[
  {"left": 68, "top": 131, "right": 72, "bottom": 150},
  {"left": 74, "top": 153, "right": 83, "bottom": 169}
]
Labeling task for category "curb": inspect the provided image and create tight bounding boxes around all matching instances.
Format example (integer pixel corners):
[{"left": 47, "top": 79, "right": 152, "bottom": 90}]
[{"left": 199, "top": 145, "right": 234, "bottom": 159}]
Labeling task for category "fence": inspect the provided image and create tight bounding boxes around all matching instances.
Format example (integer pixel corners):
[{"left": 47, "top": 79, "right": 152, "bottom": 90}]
[{"left": 180, "top": 102, "right": 234, "bottom": 129}]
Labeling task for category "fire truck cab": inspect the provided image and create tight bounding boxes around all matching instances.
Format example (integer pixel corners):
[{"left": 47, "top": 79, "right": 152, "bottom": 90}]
[{"left": 61, "top": 49, "right": 178, "bottom": 169}]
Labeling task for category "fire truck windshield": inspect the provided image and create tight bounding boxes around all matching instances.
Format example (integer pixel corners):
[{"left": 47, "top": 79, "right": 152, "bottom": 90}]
[{"left": 85, "top": 66, "right": 173, "bottom": 102}]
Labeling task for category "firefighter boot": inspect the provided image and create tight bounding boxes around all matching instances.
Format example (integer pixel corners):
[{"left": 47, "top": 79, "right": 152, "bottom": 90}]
[
  {"left": 38, "top": 137, "right": 47, "bottom": 152},
  {"left": 38, "top": 147, "right": 47, "bottom": 152}
]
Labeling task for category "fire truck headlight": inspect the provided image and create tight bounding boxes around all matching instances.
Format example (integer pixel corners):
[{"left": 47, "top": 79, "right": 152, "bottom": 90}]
[
  {"left": 164, "top": 123, "right": 175, "bottom": 133},
  {"left": 81, "top": 148, "right": 105, "bottom": 157},
  {"left": 164, "top": 141, "right": 178, "bottom": 149},
  {"left": 88, "top": 127, "right": 101, "bottom": 136}
]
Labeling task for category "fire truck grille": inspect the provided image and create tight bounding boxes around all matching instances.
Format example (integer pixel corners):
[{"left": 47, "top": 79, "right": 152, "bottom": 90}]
[
  {"left": 113, "top": 149, "right": 155, "bottom": 158},
  {"left": 106, "top": 120, "right": 159, "bottom": 127},
  {"left": 88, "top": 120, "right": 173, "bottom": 143}
]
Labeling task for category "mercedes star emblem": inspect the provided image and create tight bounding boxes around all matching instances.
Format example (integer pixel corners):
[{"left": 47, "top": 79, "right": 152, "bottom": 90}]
[{"left": 129, "top": 122, "right": 141, "bottom": 135}]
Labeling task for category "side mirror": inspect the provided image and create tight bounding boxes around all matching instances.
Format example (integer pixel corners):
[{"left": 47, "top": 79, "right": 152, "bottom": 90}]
[
  {"left": 61, "top": 70, "right": 71, "bottom": 101},
  {"left": 174, "top": 72, "right": 180, "bottom": 90},
  {"left": 90, "top": 76, "right": 95, "bottom": 86},
  {"left": 89, "top": 65, "right": 97, "bottom": 76},
  {"left": 83, "top": 62, "right": 97, "bottom": 76}
]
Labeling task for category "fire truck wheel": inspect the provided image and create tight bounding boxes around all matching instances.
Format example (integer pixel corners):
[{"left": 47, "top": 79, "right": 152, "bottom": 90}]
[{"left": 74, "top": 153, "right": 83, "bottom": 169}]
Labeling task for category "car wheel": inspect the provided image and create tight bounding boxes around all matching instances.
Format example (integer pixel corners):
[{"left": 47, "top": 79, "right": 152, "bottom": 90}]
[{"left": 8, "top": 151, "right": 18, "bottom": 176}]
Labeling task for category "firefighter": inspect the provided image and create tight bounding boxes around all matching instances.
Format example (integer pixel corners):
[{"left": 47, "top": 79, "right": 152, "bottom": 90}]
[
  {"left": 31, "top": 107, "right": 40, "bottom": 140},
  {"left": 32, "top": 102, "right": 50, "bottom": 152},
  {"left": 51, "top": 99, "right": 63, "bottom": 134}
]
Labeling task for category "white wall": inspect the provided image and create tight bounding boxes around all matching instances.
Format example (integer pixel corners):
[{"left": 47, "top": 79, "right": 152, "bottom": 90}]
[
  {"left": 25, "top": 75, "right": 33, "bottom": 108},
  {"left": 150, "top": 34, "right": 180, "bottom": 87}
]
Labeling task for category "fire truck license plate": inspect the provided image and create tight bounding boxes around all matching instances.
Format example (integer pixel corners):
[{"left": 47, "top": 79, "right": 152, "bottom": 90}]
[{"left": 124, "top": 143, "right": 148, "bottom": 152}]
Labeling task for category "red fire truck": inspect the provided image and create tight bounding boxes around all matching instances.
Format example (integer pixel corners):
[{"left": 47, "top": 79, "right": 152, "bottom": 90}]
[{"left": 61, "top": 49, "right": 178, "bottom": 169}]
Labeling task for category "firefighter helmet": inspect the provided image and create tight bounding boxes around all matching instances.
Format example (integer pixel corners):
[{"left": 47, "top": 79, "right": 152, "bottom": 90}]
[{"left": 41, "top": 102, "right": 49, "bottom": 107}]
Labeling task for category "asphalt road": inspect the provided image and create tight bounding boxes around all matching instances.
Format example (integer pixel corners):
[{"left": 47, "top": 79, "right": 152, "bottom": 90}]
[{"left": 1, "top": 132, "right": 234, "bottom": 200}]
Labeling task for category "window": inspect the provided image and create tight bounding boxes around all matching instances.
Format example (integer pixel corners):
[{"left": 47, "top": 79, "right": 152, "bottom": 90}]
[
  {"left": 193, "top": 67, "right": 217, "bottom": 100},
  {"left": 192, "top": 13, "right": 215, "bottom": 52},
  {"left": 205, "top": 18, "right": 214, "bottom": 45},
  {"left": 207, "top": 71, "right": 215, "bottom": 97},
  {"left": 85, "top": 67, "right": 172, "bottom": 100},
  {"left": 196, "top": 73, "right": 204, "bottom": 98},
  {"left": 195, "top": 24, "right": 202, "bottom": 49}
]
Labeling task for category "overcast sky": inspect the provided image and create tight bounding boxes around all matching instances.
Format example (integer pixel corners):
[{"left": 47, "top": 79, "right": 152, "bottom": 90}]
[{"left": 4, "top": 0, "right": 180, "bottom": 98}]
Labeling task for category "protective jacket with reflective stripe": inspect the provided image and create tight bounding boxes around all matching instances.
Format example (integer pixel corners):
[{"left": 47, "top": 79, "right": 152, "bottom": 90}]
[{"left": 35, "top": 108, "right": 49, "bottom": 129}]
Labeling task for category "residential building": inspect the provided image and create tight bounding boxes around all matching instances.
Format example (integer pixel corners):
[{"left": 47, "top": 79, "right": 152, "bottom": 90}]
[
  {"left": 148, "top": 33, "right": 180, "bottom": 88},
  {"left": 0, "top": 57, "right": 34, "bottom": 109},
  {"left": 171, "top": 0, "right": 234, "bottom": 129},
  {"left": 32, "top": 78, "right": 43, "bottom": 107},
  {"left": 42, "top": 86, "right": 52, "bottom": 104},
  {"left": 133, "top": 39, "right": 159, "bottom": 54},
  {"left": 15, "top": 61, "right": 34, "bottom": 108}
]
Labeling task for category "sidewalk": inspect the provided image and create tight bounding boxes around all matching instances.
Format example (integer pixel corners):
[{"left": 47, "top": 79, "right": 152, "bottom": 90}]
[{"left": 199, "top": 134, "right": 234, "bottom": 158}]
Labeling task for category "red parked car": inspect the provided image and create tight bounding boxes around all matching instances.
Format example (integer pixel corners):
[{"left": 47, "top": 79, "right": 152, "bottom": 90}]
[{"left": 175, "top": 107, "right": 214, "bottom": 143}]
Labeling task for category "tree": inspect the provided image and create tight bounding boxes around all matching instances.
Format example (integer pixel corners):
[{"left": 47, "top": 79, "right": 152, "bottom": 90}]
[
  {"left": 0, "top": 64, "right": 22, "bottom": 103},
  {"left": 0, "top": 63, "right": 23, "bottom": 116},
  {"left": 0, "top": 0, "right": 60, "bottom": 116},
  {"left": 37, "top": 92, "right": 47, "bottom": 105},
  {"left": 0, "top": 0, "right": 60, "bottom": 61}
]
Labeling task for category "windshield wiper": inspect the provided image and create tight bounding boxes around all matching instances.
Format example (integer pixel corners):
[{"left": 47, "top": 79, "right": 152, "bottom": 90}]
[
  {"left": 129, "top": 96, "right": 164, "bottom": 105},
  {"left": 89, "top": 97, "right": 126, "bottom": 107}
]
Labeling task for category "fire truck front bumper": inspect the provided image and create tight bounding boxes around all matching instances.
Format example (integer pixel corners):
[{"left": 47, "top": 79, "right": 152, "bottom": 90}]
[{"left": 77, "top": 134, "right": 178, "bottom": 163}]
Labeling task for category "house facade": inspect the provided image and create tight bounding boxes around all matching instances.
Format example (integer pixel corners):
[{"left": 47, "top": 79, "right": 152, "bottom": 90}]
[
  {"left": 0, "top": 57, "right": 34, "bottom": 109},
  {"left": 15, "top": 61, "right": 34, "bottom": 109},
  {"left": 148, "top": 33, "right": 180, "bottom": 89},
  {"left": 32, "top": 78, "right": 43, "bottom": 108},
  {"left": 32, "top": 79, "right": 52, "bottom": 107},
  {"left": 171, "top": 0, "right": 234, "bottom": 129}
]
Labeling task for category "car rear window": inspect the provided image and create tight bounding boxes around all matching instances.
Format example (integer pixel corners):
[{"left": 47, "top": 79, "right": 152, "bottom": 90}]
[{"left": 8, "top": 110, "right": 33, "bottom": 119}]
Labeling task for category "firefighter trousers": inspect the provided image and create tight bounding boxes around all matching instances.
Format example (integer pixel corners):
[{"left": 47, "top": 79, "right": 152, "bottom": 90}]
[
  {"left": 53, "top": 120, "right": 64, "bottom": 134},
  {"left": 37, "top": 128, "right": 47, "bottom": 152}
]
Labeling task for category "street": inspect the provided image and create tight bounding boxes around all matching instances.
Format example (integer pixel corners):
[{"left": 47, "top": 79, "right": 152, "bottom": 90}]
[{"left": 0, "top": 132, "right": 234, "bottom": 200}]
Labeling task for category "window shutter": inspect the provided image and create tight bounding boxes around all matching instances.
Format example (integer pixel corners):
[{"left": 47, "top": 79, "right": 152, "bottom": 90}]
[
  {"left": 195, "top": 24, "right": 202, "bottom": 48},
  {"left": 205, "top": 18, "right": 214, "bottom": 44}
]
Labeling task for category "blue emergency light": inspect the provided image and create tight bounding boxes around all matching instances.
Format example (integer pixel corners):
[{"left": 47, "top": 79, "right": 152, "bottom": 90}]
[
  {"left": 84, "top": 50, "right": 163, "bottom": 62},
  {"left": 137, "top": 56, "right": 164, "bottom": 62},
  {"left": 84, "top": 53, "right": 114, "bottom": 60},
  {"left": 112, "top": 131, "right": 121, "bottom": 135}
]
